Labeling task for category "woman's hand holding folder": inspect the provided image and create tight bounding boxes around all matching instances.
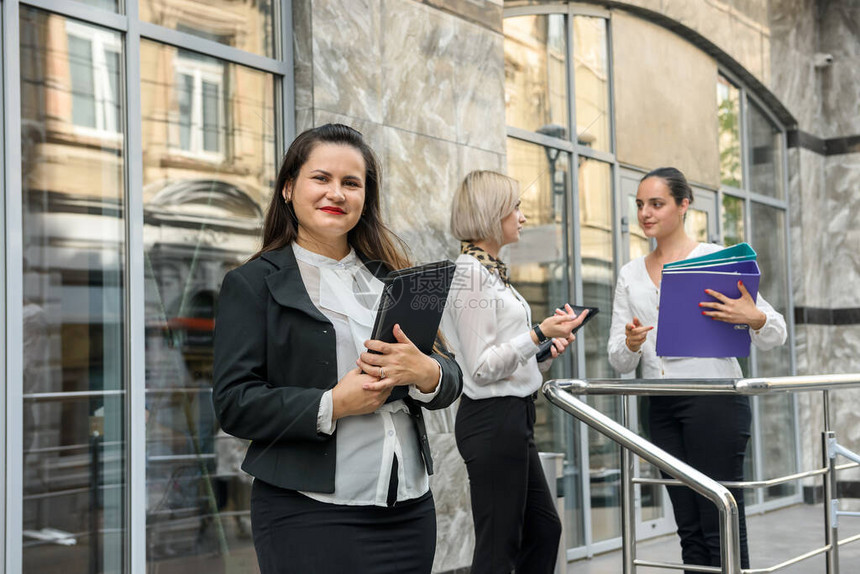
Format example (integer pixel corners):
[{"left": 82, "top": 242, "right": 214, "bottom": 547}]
[
  {"left": 698, "top": 280, "right": 767, "bottom": 330},
  {"left": 331, "top": 368, "right": 393, "bottom": 421},
  {"left": 357, "top": 323, "right": 441, "bottom": 394}
]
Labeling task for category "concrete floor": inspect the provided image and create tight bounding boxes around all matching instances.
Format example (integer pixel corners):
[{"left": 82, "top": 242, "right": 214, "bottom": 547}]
[{"left": 568, "top": 503, "right": 860, "bottom": 573}]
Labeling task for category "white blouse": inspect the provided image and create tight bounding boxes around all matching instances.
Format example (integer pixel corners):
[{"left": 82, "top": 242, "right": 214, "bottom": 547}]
[
  {"left": 608, "top": 243, "right": 787, "bottom": 379},
  {"left": 292, "top": 243, "right": 439, "bottom": 506},
  {"left": 440, "top": 253, "right": 551, "bottom": 400}
]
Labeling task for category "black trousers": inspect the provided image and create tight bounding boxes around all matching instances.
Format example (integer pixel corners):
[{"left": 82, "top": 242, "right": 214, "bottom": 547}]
[
  {"left": 649, "top": 395, "right": 751, "bottom": 573},
  {"left": 250, "top": 479, "right": 436, "bottom": 574},
  {"left": 456, "top": 395, "right": 562, "bottom": 574}
]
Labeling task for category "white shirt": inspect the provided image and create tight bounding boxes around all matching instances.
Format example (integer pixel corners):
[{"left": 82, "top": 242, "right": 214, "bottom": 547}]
[
  {"left": 292, "top": 243, "right": 440, "bottom": 506},
  {"left": 440, "top": 253, "right": 550, "bottom": 400},
  {"left": 608, "top": 243, "right": 787, "bottom": 379}
]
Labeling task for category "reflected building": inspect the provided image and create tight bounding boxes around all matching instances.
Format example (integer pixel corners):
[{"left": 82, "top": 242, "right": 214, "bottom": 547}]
[{"left": 2, "top": 0, "right": 860, "bottom": 573}]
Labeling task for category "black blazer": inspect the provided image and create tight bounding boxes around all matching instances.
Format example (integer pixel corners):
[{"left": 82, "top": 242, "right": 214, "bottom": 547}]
[{"left": 212, "top": 244, "right": 463, "bottom": 493}]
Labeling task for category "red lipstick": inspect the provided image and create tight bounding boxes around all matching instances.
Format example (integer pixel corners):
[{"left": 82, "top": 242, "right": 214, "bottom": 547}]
[{"left": 320, "top": 206, "right": 346, "bottom": 215}]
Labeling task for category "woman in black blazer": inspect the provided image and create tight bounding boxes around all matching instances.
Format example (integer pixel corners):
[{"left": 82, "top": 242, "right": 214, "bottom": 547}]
[{"left": 213, "top": 124, "right": 462, "bottom": 573}]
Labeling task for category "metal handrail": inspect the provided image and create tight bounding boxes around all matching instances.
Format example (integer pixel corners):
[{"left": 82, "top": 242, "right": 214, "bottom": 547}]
[{"left": 542, "top": 373, "right": 860, "bottom": 574}]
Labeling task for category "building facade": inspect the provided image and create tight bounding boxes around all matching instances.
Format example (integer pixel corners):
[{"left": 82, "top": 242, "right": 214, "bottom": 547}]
[{"left": 1, "top": 0, "right": 858, "bottom": 572}]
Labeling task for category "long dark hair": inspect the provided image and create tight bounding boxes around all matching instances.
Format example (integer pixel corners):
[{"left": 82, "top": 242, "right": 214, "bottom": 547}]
[
  {"left": 253, "top": 124, "right": 410, "bottom": 271},
  {"left": 641, "top": 167, "right": 694, "bottom": 206}
]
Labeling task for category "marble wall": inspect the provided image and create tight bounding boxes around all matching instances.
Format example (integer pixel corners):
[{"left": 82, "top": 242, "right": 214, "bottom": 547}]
[
  {"left": 293, "top": 0, "right": 505, "bottom": 570},
  {"left": 769, "top": 0, "right": 860, "bottom": 480}
]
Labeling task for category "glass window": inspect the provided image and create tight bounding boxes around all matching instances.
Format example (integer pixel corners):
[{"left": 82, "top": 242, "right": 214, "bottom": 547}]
[
  {"left": 504, "top": 14, "right": 568, "bottom": 136},
  {"left": 20, "top": 9, "right": 125, "bottom": 572},
  {"left": 751, "top": 202, "right": 790, "bottom": 376},
  {"left": 573, "top": 17, "right": 610, "bottom": 152},
  {"left": 74, "top": 0, "right": 119, "bottom": 12},
  {"left": 140, "top": 0, "right": 276, "bottom": 58},
  {"left": 506, "top": 137, "right": 584, "bottom": 546},
  {"left": 750, "top": 202, "right": 794, "bottom": 499},
  {"left": 722, "top": 194, "right": 745, "bottom": 246},
  {"left": 748, "top": 102, "right": 784, "bottom": 199},
  {"left": 717, "top": 75, "right": 742, "bottom": 188},
  {"left": 141, "top": 39, "right": 275, "bottom": 570},
  {"left": 172, "top": 52, "right": 226, "bottom": 157},
  {"left": 627, "top": 194, "right": 650, "bottom": 261},
  {"left": 67, "top": 21, "right": 122, "bottom": 134},
  {"left": 578, "top": 158, "right": 621, "bottom": 542},
  {"left": 684, "top": 209, "right": 708, "bottom": 243}
]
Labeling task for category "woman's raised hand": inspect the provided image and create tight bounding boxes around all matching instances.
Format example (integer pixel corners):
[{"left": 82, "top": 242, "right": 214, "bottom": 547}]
[
  {"left": 625, "top": 316, "right": 653, "bottom": 352},
  {"left": 357, "top": 324, "right": 441, "bottom": 395}
]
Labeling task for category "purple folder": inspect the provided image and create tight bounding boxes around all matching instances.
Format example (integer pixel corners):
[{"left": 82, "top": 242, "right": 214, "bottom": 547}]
[{"left": 655, "top": 260, "right": 760, "bottom": 358}]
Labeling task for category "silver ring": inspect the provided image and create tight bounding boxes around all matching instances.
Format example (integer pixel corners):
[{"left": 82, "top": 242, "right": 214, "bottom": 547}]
[{"left": 379, "top": 367, "right": 385, "bottom": 379}]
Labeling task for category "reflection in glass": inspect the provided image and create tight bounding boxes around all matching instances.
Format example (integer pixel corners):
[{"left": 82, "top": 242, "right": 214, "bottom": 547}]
[
  {"left": 505, "top": 137, "right": 583, "bottom": 547},
  {"left": 627, "top": 195, "right": 649, "bottom": 261},
  {"left": 504, "top": 14, "right": 568, "bottom": 135},
  {"left": 141, "top": 0, "right": 275, "bottom": 58},
  {"left": 717, "top": 75, "right": 742, "bottom": 188},
  {"left": 751, "top": 202, "right": 789, "bottom": 375},
  {"left": 684, "top": 208, "right": 708, "bottom": 243},
  {"left": 750, "top": 202, "right": 795, "bottom": 501},
  {"left": 74, "top": 0, "right": 119, "bottom": 13},
  {"left": 748, "top": 102, "right": 784, "bottom": 199},
  {"left": 141, "top": 40, "right": 275, "bottom": 571},
  {"left": 20, "top": 8, "right": 125, "bottom": 572},
  {"left": 722, "top": 194, "right": 745, "bottom": 246},
  {"left": 573, "top": 17, "right": 610, "bottom": 152},
  {"left": 579, "top": 158, "right": 621, "bottom": 541}
]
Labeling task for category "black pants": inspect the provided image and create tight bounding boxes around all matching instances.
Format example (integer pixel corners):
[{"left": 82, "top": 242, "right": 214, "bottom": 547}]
[
  {"left": 250, "top": 479, "right": 436, "bottom": 573},
  {"left": 456, "top": 395, "right": 562, "bottom": 574},
  {"left": 649, "top": 395, "right": 751, "bottom": 573}
]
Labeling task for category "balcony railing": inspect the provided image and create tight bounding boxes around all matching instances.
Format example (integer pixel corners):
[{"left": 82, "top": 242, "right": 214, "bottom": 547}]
[{"left": 543, "top": 374, "right": 860, "bottom": 574}]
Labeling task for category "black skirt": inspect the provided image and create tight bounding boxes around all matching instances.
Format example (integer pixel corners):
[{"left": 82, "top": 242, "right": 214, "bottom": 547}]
[{"left": 250, "top": 479, "right": 436, "bottom": 574}]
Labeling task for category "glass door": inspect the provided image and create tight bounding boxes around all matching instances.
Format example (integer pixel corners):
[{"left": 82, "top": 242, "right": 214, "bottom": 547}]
[{"left": 620, "top": 169, "right": 674, "bottom": 539}]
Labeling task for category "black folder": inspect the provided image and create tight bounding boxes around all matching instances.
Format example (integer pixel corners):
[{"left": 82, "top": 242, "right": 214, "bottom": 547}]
[{"left": 370, "top": 260, "right": 457, "bottom": 354}]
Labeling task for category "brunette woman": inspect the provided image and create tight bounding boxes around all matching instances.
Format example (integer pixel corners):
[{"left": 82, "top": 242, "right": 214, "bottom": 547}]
[
  {"left": 213, "top": 124, "right": 463, "bottom": 573},
  {"left": 608, "top": 167, "right": 786, "bottom": 572}
]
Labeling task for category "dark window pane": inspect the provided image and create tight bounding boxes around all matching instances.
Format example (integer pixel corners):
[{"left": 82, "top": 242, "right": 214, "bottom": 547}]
[
  {"left": 748, "top": 102, "right": 784, "bottom": 199},
  {"left": 177, "top": 74, "right": 193, "bottom": 150},
  {"left": 68, "top": 35, "right": 96, "bottom": 128},
  {"left": 202, "top": 81, "right": 220, "bottom": 152}
]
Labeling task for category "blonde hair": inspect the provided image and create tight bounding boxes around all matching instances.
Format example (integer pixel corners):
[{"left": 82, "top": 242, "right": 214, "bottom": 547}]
[{"left": 450, "top": 170, "right": 519, "bottom": 245}]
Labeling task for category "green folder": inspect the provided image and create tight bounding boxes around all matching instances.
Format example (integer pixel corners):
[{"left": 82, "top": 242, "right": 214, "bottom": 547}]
[{"left": 663, "top": 242, "right": 757, "bottom": 270}]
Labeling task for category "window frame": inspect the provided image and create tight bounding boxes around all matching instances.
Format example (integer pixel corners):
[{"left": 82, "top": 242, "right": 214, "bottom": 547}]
[
  {"left": 3, "top": 1, "right": 295, "bottom": 573},
  {"left": 505, "top": 2, "right": 621, "bottom": 560}
]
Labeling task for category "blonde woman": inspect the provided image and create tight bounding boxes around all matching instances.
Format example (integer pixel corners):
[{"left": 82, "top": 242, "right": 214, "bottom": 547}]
[{"left": 441, "top": 170, "right": 588, "bottom": 574}]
